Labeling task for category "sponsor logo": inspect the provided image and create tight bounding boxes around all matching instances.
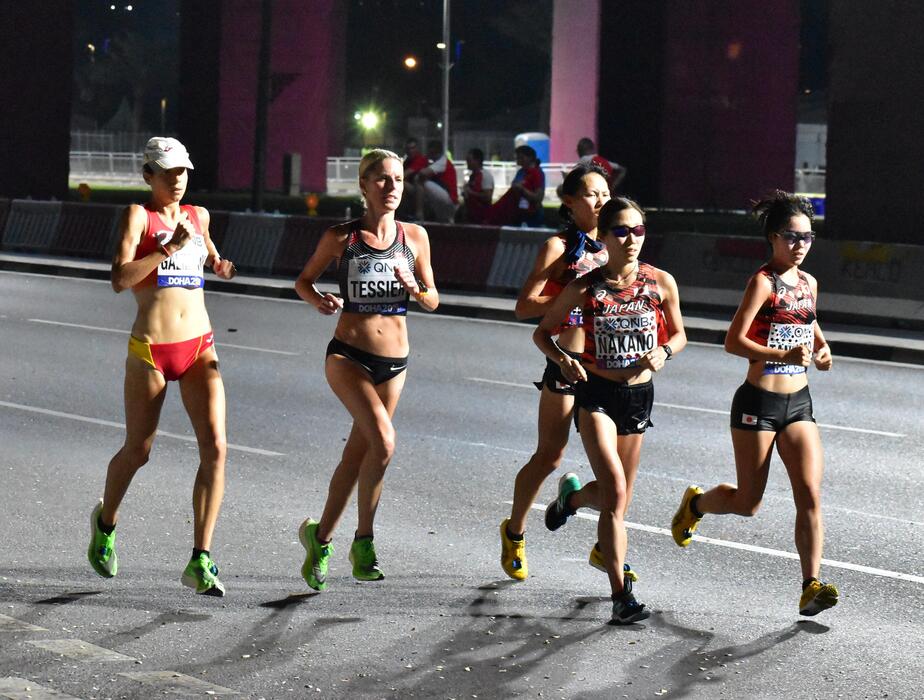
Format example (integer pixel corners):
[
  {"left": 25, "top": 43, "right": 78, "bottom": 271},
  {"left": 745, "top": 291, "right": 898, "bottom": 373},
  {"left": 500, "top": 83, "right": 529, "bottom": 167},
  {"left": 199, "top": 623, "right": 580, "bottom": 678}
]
[
  {"left": 636, "top": 420, "right": 647, "bottom": 430},
  {"left": 358, "top": 260, "right": 372, "bottom": 274},
  {"left": 388, "top": 365, "right": 406, "bottom": 372}
]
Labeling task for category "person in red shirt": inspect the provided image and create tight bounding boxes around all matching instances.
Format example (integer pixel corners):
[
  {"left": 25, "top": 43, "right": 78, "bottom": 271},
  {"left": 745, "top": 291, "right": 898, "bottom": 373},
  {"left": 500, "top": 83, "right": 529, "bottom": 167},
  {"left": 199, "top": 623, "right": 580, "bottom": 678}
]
[
  {"left": 414, "top": 140, "right": 459, "bottom": 223},
  {"left": 486, "top": 145, "right": 546, "bottom": 227},
  {"left": 459, "top": 148, "right": 495, "bottom": 224},
  {"left": 577, "top": 137, "right": 626, "bottom": 192}
]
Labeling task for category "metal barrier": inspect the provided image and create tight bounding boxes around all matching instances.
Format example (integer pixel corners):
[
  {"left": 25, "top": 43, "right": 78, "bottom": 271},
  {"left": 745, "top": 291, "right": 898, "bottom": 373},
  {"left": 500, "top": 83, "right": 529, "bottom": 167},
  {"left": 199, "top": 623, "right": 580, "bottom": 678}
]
[
  {"left": 69, "top": 152, "right": 145, "bottom": 186},
  {"left": 325, "top": 157, "right": 572, "bottom": 202}
]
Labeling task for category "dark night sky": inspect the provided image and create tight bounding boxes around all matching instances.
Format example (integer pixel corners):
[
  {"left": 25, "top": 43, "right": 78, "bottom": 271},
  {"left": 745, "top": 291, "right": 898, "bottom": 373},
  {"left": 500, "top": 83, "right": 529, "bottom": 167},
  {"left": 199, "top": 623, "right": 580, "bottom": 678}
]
[{"left": 72, "top": 1, "right": 827, "bottom": 142}]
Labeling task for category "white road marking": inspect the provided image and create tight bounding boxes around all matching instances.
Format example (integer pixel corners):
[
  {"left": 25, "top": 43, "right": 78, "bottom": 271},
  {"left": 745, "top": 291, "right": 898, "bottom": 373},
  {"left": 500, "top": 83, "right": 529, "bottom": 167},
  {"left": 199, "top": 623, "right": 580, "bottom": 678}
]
[
  {"left": 26, "top": 639, "right": 135, "bottom": 662},
  {"left": 466, "top": 377, "right": 906, "bottom": 438},
  {"left": 0, "top": 400, "right": 284, "bottom": 457},
  {"left": 26, "top": 319, "right": 300, "bottom": 356},
  {"left": 118, "top": 671, "right": 237, "bottom": 696},
  {"left": 0, "top": 614, "right": 47, "bottom": 633},
  {"left": 526, "top": 502, "right": 924, "bottom": 585},
  {"left": 0, "top": 677, "right": 82, "bottom": 699}
]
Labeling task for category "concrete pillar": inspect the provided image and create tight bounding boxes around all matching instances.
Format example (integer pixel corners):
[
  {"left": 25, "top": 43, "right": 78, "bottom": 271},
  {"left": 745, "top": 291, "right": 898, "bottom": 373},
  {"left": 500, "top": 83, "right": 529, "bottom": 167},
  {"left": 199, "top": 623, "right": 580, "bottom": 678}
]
[
  {"left": 0, "top": 2, "right": 72, "bottom": 199},
  {"left": 598, "top": 1, "right": 799, "bottom": 209},
  {"left": 826, "top": 2, "right": 924, "bottom": 243},
  {"left": 549, "top": 0, "right": 600, "bottom": 162},
  {"left": 179, "top": 0, "right": 346, "bottom": 195}
]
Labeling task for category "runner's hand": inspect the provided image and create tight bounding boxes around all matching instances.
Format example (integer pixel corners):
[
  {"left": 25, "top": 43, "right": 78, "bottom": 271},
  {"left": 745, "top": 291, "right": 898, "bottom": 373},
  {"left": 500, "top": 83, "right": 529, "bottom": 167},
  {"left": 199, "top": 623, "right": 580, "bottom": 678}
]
[
  {"left": 639, "top": 347, "right": 668, "bottom": 372},
  {"left": 213, "top": 258, "right": 236, "bottom": 280},
  {"left": 557, "top": 355, "right": 587, "bottom": 384},
  {"left": 814, "top": 344, "right": 833, "bottom": 371},
  {"left": 783, "top": 344, "right": 812, "bottom": 367},
  {"left": 165, "top": 212, "right": 193, "bottom": 253},
  {"left": 393, "top": 264, "right": 419, "bottom": 295},
  {"left": 317, "top": 293, "right": 343, "bottom": 315}
]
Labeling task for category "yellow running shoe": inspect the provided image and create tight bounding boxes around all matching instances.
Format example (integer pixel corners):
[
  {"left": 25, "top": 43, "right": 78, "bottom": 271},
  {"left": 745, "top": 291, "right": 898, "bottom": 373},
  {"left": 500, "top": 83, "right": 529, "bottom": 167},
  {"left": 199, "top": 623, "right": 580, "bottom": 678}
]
[
  {"left": 499, "top": 519, "right": 528, "bottom": 580},
  {"left": 588, "top": 543, "right": 638, "bottom": 582},
  {"left": 671, "top": 485, "right": 704, "bottom": 547},
  {"left": 799, "top": 579, "right": 839, "bottom": 616}
]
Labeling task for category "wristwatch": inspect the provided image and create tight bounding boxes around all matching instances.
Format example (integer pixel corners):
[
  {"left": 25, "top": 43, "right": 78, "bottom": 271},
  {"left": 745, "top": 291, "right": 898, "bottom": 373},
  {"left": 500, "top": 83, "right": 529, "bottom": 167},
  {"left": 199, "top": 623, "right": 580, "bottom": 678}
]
[
  {"left": 661, "top": 344, "right": 673, "bottom": 360},
  {"left": 415, "top": 280, "right": 429, "bottom": 296}
]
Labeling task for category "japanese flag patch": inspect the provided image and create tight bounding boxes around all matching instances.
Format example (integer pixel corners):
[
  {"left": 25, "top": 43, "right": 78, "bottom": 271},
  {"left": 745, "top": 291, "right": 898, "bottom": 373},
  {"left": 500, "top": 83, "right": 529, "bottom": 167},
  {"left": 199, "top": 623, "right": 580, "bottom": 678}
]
[{"left": 741, "top": 413, "right": 759, "bottom": 426}]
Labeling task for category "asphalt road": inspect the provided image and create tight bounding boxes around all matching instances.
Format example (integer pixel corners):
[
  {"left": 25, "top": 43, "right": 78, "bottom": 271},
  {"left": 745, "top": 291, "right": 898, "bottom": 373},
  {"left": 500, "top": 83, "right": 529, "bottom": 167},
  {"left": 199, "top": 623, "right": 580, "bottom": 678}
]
[{"left": 1, "top": 270, "right": 922, "bottom": 700}]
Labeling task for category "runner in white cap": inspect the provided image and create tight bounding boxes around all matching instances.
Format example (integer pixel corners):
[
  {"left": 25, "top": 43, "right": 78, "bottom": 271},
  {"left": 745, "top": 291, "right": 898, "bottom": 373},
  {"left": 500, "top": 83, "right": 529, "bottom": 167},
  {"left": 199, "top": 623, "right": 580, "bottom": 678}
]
[{"left": 87, "top": 137, "right": 237, "bottom": 596}]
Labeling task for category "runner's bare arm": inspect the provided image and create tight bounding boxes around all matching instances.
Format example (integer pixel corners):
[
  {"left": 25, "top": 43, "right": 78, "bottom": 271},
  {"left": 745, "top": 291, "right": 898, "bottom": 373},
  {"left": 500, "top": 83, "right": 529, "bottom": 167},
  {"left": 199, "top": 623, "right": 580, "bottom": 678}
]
[
  {"left": 640, "top": 270, "right": 687, "bottom": 372},
  {"left": 533, "top": 279, "right": 588, "bottom": 383},
  {"left": 110, "top": 204, "right": 174, "bottom": 292},
  {"left": 197, "top": 207, "right": 236, "bottom": 279},
  {"left": 295, "top": 225, "right": 348, "bottom": 315},
  {"left": 515, "top": 236, "right": 566, "bottom": 320},
  {"left": 806, "top": 274, "right": 833, "bottom": 370},
  {"left": 398, "top": 223, "right": 439, "bottom": 312},
  {"left": 725, "top": 273, "right": 810, "bottom": 366}
]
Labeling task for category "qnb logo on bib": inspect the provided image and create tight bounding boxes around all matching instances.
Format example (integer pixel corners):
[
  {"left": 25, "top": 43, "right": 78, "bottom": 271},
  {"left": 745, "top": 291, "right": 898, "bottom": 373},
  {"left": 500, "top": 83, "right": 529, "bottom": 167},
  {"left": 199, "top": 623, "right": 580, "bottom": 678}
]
[
  {"left": 347, "top": 257, "right": 407, "bottom": 314},
  {"left": 593, "top": 311, "right": 657, "bottom": 369},
  {"left": 157, "top": 235, "right": 206, "bottom": 288},
  {"left": 764, "top": 322, "right": 813, "bottom": 375}
]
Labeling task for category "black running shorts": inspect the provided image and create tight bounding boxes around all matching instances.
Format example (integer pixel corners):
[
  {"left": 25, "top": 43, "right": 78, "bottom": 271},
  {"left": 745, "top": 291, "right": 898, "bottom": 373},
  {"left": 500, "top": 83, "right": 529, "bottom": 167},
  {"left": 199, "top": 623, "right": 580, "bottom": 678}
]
[
  {"left": 574, "top": 373, "right": 654, "bottom": 435},
  {"left": 730, "top": 381, "right": 815, "bottom": 431},
  {"left": 533, "top": 349, "right": 582, "bottom": 395},
  {"left": 326, "top": 337, "right": 408, "bottom": 385}
]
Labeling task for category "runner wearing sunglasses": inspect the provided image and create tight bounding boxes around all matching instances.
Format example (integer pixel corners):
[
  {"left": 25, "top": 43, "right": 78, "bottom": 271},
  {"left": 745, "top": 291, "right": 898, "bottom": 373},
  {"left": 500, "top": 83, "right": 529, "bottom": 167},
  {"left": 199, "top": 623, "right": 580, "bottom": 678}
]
[
  {"left": 533, "top": 197, "right": 687, "bottom": 624},
  {"left": 670, "top": 190, "right": 839, "bottom": 617}
]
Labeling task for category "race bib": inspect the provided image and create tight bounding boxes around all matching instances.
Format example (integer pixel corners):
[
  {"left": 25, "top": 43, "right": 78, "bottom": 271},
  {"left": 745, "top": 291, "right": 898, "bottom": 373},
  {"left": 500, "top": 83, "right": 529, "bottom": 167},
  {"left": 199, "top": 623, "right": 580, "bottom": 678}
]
[
  {"left": 764, "top": 322, "right": 813, "bottom": 375},
  {"left": 593, "top": 311, "right": 657, "bottom": 369},
  {"left": 346, "top": 257, "right": 407, "bottom": 314},
  {"left": 156, "top": 232, "right": 207, "bottom": 288}
]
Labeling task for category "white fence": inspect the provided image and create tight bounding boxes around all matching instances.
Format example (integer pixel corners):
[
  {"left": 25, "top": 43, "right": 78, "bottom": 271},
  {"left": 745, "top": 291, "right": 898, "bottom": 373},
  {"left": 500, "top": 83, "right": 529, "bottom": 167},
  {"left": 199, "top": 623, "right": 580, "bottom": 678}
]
[{"left": 327, "top": 157, "right": 573, "bottom": 201}]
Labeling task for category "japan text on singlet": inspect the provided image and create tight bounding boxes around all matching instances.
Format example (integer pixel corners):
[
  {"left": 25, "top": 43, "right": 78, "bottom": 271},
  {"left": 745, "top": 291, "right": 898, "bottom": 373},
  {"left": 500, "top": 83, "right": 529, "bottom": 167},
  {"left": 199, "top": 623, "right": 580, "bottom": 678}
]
[
  {"left": 580, "top": 264, "right": 668, "bottom": 370},
  {"left": 745, "top": 264, "right": 816, "bottom": 375},
  {"left": 541, "top": 231, "right": 609, "bottom": 335},
  {"left": 133, "top": 204, "right": 207, "bottom": 289},
  {"left": 337, "top": 220, "right": 416, "bottom": 315}
]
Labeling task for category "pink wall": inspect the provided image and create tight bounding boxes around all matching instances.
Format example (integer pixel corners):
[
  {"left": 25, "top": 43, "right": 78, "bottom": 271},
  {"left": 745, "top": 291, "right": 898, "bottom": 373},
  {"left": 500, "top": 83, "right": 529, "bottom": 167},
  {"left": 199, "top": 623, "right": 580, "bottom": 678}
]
[
  {"left": 549, "top": 0, "right": 600, "bottom": 162},
  {"left": 218, "top": 1, "right": 345, "bottom": 192},
  {"left": 658, "top": 1, "right": 799, "bottom": 208}
]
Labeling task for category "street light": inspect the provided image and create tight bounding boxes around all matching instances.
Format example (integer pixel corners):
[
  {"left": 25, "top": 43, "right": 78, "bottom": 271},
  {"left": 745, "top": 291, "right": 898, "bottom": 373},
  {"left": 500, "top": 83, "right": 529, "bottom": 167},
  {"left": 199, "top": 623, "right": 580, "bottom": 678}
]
[
  {"left": 403, "top": 55, "right": 418, "bottom": 69},
  {"left": 360, "top": 111, "right": 380, "bottom": 131}
]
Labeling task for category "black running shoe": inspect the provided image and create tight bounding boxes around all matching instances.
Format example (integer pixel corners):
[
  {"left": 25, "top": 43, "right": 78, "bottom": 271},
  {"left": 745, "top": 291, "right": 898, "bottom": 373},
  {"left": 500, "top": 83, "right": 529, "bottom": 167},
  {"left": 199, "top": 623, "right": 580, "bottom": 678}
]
[{"left": 611, "top": 593, "right": 650, "bottom": 625}]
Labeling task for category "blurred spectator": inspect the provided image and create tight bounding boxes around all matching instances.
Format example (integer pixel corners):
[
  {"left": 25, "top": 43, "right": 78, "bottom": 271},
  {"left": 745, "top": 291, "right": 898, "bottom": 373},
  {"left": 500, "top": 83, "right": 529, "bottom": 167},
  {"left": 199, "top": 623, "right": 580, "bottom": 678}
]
[
  {"left": 414, "top": 140, "right": 459, "bottom": 223},
  {"left": 486, "top": 145, "right": 546, "bottom": 227},
  {"left": 576, "top": 137, "right": 626, "bottom": 190},
  {"left": 398, "top": 137, "right": 431, "bottom": 219},
  {"left": 458, "top": 148, "right": 495, "bottom": 224}
]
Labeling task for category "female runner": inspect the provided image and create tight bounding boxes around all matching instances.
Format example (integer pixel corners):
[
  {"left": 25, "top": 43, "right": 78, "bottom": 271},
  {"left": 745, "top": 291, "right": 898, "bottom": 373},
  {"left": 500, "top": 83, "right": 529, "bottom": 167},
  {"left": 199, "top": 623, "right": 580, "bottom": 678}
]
[
  {"left": 534, "top": 197, "right": 687, "bottom": 623},
  {"left": 294, "top": 149, "right": 438, "bottom": 590},
  {"left": 500, "top": 163, "right": 610, "bottom": 580},
  {"left": 87, "top": 137, "right": 236, "bottom": 596},
  {"left": 670, "top": 191, "right": 838, "bottom": 616}
]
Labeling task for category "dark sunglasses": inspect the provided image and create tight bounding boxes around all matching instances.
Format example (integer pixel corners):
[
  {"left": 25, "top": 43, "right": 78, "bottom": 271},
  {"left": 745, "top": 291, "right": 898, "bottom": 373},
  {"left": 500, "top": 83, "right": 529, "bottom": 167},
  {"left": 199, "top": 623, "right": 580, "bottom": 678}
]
[
  {"left": 609, "top": 224, "right": 646, "bottom": 238},
  {"left": 776, "top": 230, "right": 816, "bottom": 245}
]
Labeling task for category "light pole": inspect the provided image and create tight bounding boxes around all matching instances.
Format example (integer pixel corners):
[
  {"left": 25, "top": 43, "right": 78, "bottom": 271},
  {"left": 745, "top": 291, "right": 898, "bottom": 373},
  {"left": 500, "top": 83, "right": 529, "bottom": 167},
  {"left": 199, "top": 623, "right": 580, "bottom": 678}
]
[{"left": 441, "top": 0, "right": 450, "bottom": 155}]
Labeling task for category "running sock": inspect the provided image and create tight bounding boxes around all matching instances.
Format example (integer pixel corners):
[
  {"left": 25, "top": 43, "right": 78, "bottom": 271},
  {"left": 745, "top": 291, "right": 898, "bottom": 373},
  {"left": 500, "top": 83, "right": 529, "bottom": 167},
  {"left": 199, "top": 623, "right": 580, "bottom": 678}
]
[
  {"left": 192, "top": 548, "right": 210, "bottom": 560},
  {"left": 97, "top": 515, "right": 115, "bottom": 535},
  {"left": 803, "top": 577, "right": 819, "bottom": 590},
  {"left": 690, "top": 494, "right": 704, "bottom": 518},
  {"left": 506, "top": 527, "right": 524, "bottom": 542},
  {"left": 354, "top": 534, "right": 373, "bottom": 542},
  {"left": 611, "top": 591, "right": 633, "bottom": 602}
]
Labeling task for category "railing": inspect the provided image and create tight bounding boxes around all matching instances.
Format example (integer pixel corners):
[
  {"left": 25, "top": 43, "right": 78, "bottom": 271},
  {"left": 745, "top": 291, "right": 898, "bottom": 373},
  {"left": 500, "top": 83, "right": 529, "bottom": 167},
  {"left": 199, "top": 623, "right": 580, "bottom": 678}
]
[
  {"left": 69, "top": 151, "right": 146, "bottom": 186},
  {"left": 326, "top": 157, "right": 574, "bottom": 201}
]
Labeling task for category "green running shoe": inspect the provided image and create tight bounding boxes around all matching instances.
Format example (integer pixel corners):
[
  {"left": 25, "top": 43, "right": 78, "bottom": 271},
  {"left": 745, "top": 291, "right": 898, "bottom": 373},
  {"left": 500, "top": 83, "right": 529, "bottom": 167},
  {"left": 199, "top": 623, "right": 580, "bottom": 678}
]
[
  {"left": 87, "top": 500, "right": 118, "bottom": 578},
  {"left": 545, "top": 472, "right": 581, "bottom": 531},
  {"left": 299, "top": 518, "right": 332, "bottom": 591},
  {"left": 349, "top": 536, "right": 384, "bottom": 581},
  {"left": 181, "top": 553, "right": 226, "bottom": 596}
]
